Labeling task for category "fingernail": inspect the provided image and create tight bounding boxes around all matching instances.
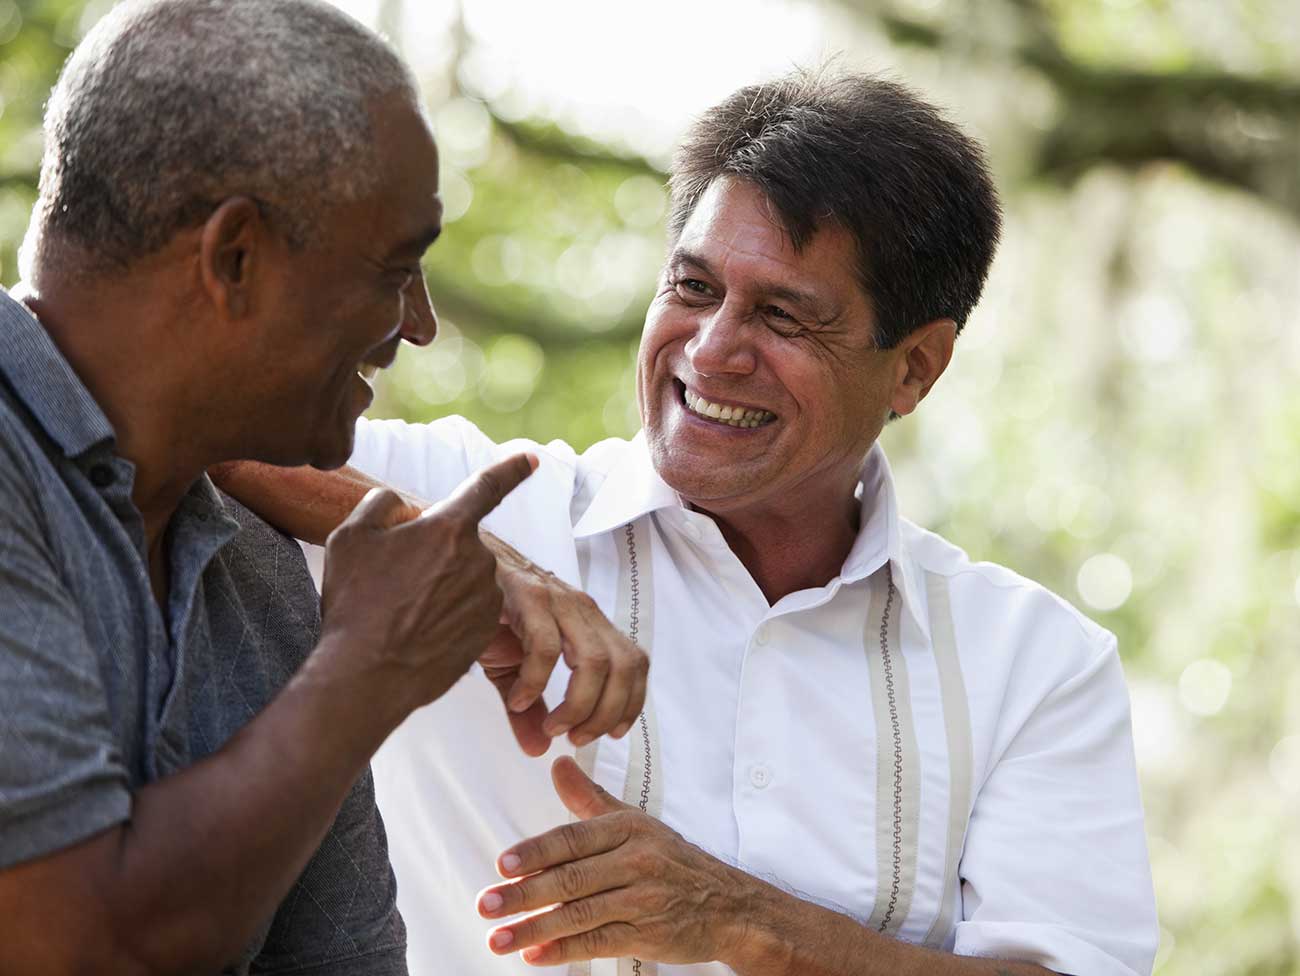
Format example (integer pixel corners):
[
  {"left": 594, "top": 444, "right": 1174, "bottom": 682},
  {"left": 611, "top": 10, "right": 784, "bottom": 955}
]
[
  {"left": 522, "top": 947, "right": 544, "bottom": 963},
  {"left": 611, "top": 722, "right": 630, "bottom": 739},
  {"left": 543, "top": 719, "right": 570, "bottom": 737},
  {"left": 501, "top": 853, "right": 521, "bottom": 873},
  {"left": 570, "top": 731, "right": 591, "bottom": 747},
  {"left": 490, "top": 929, "right": 514, "bottom": 950},
  {"left": 481, "top": 891, "right": 503, "bottom": 913}
]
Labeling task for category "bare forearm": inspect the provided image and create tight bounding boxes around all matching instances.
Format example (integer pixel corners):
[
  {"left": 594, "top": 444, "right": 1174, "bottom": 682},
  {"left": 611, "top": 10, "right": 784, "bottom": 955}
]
[
  {"left": 727, "top": 879, "right": 1053, "bottom": 976},
  {"left": 210, "top": 461, "right": 387, "bottom": 545}
]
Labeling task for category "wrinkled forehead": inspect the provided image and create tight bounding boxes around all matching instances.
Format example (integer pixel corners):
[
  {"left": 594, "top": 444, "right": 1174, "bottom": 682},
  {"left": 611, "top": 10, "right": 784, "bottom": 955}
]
[{"left": 667, "top": 177, "right": 863, "bottom": 303}]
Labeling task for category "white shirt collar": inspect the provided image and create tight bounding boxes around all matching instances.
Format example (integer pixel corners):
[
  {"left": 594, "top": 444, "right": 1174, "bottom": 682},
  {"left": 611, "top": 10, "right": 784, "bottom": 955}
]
[
  {"left": 844, "top": 444, "right": 931, "bottom": 640},
  {"left": 573, "top": 434, "right": 929, "bottom": 640},
  {"left": 571, "top": 430, "right": 680, "bottom": 540}
]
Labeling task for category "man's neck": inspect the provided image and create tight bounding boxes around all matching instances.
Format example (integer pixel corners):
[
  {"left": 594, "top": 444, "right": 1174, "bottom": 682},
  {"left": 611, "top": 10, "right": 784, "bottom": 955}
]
[
  {"left": 694, "top": 480, "right": 863, "bottom": 606},
  {"left": 19, "top": 280, "right": 211, "bottom": 553}
]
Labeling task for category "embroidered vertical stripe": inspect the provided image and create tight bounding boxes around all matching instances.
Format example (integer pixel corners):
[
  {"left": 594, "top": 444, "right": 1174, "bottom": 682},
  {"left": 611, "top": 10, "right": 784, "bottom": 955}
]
[{"left": 864, "top": 568, "right": 922, "bottom": 937}]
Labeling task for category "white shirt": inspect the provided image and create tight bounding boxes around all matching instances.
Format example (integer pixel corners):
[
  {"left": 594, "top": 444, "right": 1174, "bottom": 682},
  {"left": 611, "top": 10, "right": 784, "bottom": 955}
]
[{"left": 346, "top": 416, "right": 1157, "bottom": 976}]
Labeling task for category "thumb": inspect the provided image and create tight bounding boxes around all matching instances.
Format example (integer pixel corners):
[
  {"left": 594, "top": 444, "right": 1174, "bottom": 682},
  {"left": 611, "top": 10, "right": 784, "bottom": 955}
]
[
  {"left": 428, "top": 452, "right": 537, "bottom": 527},
  {"left": 340, "top": 486, "right": 411, "bottom": 532},
  {"left": 551, "top": 755, "right": 630, "bottom": 820}
]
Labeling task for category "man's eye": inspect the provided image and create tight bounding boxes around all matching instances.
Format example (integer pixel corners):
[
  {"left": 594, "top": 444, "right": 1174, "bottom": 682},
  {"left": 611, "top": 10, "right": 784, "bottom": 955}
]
[
  {"left": 675, "top": 278, "right": 710, "bottom": 296},
  {"left": 766, "top": 304, "right": 792, "bottom": 320}
]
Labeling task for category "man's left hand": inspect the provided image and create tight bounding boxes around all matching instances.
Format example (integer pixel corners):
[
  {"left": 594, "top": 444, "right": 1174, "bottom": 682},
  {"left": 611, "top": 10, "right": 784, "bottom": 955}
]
[
  {"left": 477, "top": 756, "right": 754, "bottom": 966},
  {"left": 479, "top": 535, "right": 648, "bottom": 757}
]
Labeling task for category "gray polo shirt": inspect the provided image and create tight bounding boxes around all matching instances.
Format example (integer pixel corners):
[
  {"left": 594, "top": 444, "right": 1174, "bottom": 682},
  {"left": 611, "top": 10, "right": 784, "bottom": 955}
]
[{"left": 0, "top": 288, "right": 406, "bottom": 975}]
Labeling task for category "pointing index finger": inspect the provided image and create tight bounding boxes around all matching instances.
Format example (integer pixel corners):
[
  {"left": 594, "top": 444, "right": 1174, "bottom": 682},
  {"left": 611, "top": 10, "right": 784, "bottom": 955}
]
[{"left": 425, "top": 453, "right": 537, "bottom": 526}]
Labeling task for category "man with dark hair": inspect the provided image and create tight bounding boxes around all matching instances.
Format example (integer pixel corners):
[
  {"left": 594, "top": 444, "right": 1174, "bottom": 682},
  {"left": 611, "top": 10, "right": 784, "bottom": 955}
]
[
  {"left": 0, "top": 1, "right": 643, "bottom": 973},
  {"left": 219, "top": 69, "right": 1157, "bottom": 975},
  {"left": 667, "top": 72, "right": 999, "bottom": 351}
]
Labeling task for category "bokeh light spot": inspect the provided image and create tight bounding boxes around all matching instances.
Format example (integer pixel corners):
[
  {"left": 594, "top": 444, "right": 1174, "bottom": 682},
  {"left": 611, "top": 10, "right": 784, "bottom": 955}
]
[
  {"left": 1269, "top": 736, "right": 1300, "bottom": 796},
  {"left": 1076, "top": 553, "right": 1133, "bottom": 611},
  {"left": 1178, "top": 659, "right": 1232, "bottom": 717},
  {"left": 614, "top": 175, "right": 666, "bottom": 229},
  {"left": 478, "top": 334, "right": 545, "bottom": 412}
]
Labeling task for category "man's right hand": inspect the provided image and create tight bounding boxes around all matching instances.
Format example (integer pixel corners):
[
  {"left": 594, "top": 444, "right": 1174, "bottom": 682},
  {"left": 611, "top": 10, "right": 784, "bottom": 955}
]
[{"left": 315, "top": 453, "right": 537, "bottom": 714}]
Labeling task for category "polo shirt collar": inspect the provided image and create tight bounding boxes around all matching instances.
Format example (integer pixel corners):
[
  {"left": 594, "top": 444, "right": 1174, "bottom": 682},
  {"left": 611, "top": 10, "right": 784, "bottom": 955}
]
[
  {"left": 573, "top": 432, "right": 930, "bottom": 640},
  {"left": 0, "top": 287, "right": 116, "bottom": 459}
]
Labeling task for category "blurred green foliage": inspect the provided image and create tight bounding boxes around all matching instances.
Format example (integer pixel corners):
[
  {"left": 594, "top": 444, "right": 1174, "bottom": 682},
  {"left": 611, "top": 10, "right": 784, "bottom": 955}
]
[{"left": 2, "top": 1, "right": 1299, "bottom": 973}]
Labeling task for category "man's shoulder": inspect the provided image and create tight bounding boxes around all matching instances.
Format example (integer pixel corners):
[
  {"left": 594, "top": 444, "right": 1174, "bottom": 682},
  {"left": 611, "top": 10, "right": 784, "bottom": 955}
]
[
  {"left": 0, "top": 379, "right": 52, "bottom": 478},
  {"left": 213, "top": 491, "right": 317, "bottom": 599},
  {"left": 0, "top": 382, "right": 74, "bottom": 537},
  {"left": 901, "top": 518, "right": 1114, "bottom": 658},
  {"left": 207, "top": 491, "right": 322, "bottom": 680}
]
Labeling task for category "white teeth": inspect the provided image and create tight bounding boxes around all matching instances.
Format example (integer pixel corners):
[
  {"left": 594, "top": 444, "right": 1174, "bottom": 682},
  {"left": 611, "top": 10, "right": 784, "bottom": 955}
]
[{"left": 682, "top": 388, "right": 775, "bottom": 428}]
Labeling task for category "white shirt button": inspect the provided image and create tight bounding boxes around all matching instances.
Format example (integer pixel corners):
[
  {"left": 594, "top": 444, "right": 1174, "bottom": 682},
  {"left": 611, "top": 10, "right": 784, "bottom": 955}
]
[
  {"left": 753, "top": 624, "right": 770, "bottom": 646},
  {"left": 750, "top": 764, "right": 772, "bottom": 789}
]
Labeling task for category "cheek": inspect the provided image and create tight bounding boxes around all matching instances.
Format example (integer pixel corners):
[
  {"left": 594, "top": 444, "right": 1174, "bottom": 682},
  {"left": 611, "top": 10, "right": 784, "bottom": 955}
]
[{"left": 638, "top": 304, "right": 689, "bottom": 380}]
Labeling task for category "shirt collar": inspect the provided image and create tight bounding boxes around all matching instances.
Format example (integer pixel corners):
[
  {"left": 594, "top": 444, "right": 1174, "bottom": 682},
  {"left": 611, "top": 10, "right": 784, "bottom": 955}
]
[
  {"left": 571, "top": 430, "right": 681, "bottom": 539},
  {"left": 842, "top": 443, "right": 930, "bottom": 640},
  {"left": 573, "top": 433, "right": 930, "bottom": 640},
  {"left": 0, "top": 286, "right": 116, "bottom": 459}
]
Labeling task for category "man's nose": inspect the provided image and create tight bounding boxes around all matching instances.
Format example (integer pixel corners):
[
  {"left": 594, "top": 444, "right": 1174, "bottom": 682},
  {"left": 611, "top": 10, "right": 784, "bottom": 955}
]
[
  {"left": 684, "top": 298, "right": 757, "bottom": 376},
  {"left": 400, "top": 272, "right": 438, "bottom": 346}
]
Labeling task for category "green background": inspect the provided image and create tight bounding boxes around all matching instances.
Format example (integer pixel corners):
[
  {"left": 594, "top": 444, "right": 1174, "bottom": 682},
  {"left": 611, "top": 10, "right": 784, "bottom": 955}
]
[{"left": 3, "top": 0, "right": 1298, "bottom": 972}]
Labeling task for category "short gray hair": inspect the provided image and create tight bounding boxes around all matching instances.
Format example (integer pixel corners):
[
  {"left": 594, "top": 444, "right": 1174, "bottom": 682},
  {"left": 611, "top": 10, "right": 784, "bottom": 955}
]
[{"left": 26, "top": 0, "right": 417, "bottom": 273}]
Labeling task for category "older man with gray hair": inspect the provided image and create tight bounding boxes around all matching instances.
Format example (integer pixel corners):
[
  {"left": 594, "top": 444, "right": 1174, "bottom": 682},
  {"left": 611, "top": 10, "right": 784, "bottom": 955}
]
[{"left": 0, "top": 1, "right": 643, "bottom": 973}]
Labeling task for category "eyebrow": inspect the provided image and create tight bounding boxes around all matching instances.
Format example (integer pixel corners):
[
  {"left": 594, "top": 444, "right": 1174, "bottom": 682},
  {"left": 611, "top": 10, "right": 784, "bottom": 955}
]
[
  {"left": 387, "top": 223, "right": 442, "bottom": 261},
  {"left": 669, "top": 247, "right": 833, "bottom": 318},
  {"left": 386, "top": 194, "right": 446, "bottom": 261}
]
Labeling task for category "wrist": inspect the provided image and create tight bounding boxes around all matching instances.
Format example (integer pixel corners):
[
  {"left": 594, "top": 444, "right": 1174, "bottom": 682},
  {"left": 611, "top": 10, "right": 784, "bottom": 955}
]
[
  {"left": 296, "top": 629, "right": 416, "bottom": 749},
  {"left": 717, "top": 871, "right": 799, "bottom": 976}
]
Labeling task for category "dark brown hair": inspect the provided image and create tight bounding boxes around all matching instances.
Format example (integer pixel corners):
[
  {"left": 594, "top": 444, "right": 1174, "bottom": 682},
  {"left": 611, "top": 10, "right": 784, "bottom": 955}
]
[{"left": 668, "top": 68, "right": 1002, "bottom": 348}]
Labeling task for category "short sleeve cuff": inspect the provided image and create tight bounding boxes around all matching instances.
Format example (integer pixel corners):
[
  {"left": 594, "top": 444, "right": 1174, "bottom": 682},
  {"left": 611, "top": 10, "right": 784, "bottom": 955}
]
[
  {"left": 0, "top": 782, "right": 131, "bottom": 871},
  {"left": 954, "top": 920, "right": 1150, "bottom": 976}
]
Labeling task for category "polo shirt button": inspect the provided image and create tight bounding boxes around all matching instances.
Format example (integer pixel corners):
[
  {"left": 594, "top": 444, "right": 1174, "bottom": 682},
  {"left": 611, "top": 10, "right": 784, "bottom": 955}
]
[
  {"left": 753, "top": 624, "right": 770, "bottom": 646},
  {"left": 750, "top": 764, "right": 772, "bottom": 789},
  {"left": 89, "top": 464, "right": 116, "bottom": 488}
]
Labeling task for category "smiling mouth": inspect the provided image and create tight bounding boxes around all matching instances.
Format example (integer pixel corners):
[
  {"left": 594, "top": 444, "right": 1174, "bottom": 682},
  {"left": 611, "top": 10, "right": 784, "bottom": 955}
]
[
  {"left": 677, "top": 380, "right": 777, "bottom": 429},
  {"left": 357, "top": 344, "right": 399, "bottom": 384}
]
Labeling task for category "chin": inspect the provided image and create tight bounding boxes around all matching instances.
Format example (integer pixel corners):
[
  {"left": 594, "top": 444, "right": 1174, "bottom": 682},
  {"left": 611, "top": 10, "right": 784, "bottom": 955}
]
[
  {"left": 309, "top": 433, "right": 354, "bottom": 471},
  {"left": 649, "top": 443, "right": 742, "bottom": 508},
  {"left": 280, "top": 419, "right": 354, "bottom": 472}
]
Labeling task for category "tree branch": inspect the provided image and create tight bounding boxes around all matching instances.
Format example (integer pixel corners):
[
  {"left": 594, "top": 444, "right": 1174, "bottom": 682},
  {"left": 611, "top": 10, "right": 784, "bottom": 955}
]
[{"left": 872, "top": 5, "right": 1300, "bottom": 218}]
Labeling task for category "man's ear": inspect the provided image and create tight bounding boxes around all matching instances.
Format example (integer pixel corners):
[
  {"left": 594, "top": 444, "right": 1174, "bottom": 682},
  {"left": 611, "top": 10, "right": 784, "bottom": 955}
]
[
  {"left": 198, "top": 197, "right": 266, "bottom": 320},
  {"left": 889, "top": 318, "right": 956, "bottom": 418}
]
